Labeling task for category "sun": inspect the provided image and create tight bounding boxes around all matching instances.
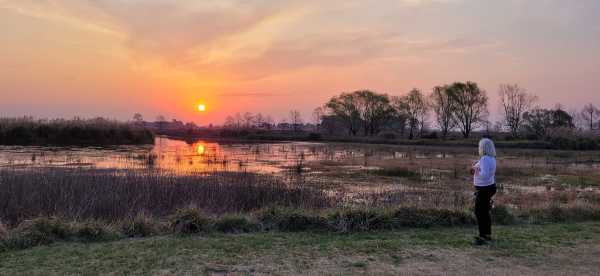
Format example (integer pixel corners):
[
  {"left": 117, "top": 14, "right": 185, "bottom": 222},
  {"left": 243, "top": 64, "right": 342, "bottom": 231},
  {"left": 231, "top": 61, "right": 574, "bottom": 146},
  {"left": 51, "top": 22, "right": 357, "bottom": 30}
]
[{"left": 197, "top": 104, "right": 206, "bottom": 112}]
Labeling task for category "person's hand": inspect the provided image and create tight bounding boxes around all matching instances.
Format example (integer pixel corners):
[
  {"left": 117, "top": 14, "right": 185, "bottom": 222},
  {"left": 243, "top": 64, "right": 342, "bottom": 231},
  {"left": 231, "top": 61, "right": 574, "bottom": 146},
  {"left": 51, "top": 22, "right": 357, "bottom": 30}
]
[{"left": 469, "top": 167, "right": 475, "bottom": 176}]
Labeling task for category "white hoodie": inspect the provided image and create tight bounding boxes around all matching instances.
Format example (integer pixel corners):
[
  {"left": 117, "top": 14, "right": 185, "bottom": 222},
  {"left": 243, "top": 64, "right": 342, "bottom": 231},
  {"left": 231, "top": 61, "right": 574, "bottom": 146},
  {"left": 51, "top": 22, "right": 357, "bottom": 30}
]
[{"left": 473, "top": 155, "right": 496, "bottom": 187}]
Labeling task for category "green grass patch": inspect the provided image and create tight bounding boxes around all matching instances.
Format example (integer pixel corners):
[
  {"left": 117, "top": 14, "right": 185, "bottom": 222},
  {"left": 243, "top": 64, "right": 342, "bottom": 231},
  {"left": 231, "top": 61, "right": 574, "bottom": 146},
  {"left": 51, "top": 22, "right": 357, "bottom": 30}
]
[{"left": 1, "top": 222, "right": 599, "bottom": 275}]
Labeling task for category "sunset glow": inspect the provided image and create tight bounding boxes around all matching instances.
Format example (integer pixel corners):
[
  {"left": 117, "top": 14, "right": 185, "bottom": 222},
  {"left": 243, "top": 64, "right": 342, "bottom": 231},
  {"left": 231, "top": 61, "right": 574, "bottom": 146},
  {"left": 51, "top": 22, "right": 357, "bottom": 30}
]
[
  {"left": 0, "top": 1, "right": 599, "bottom": 125},
  {"left": 197, "top": 104, "right": 206, "bottom": 112}
]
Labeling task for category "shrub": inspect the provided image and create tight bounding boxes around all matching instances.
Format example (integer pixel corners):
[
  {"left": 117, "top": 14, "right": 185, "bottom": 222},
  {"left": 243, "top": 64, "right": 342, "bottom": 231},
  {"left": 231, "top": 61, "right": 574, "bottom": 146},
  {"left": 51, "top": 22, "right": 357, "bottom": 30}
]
[
  {"left": 122, "top": 212, "right": 162, "bottom": 238},
  {"left": 307, "top": 132, "right": 322, "bottom": 141},
  {"left": 491, "top": 205, "right": 517, "bottom": 225},
  {"left": 328, "top": 209, "right": 393, "bottom": 232},
  {"left": 73, "top": 221, "right": 121, "bottom": 242},
  {"left": 258, "top": 208, "right": 328, "bottom": 232},
  {"left": 0, "top": 221, "right": 7, "bottom": 240},
  {"left": 391, "top": 208, "right": 474, "bottom": 228},
  {"left": 6, "top": 217, "right": 73, "bottom": 249},
  {"left": 171, "top": 207, "right": 210, "bottom": 234},
  {"left": 214, "top": 215, "right": 258, "bottom": 233}
]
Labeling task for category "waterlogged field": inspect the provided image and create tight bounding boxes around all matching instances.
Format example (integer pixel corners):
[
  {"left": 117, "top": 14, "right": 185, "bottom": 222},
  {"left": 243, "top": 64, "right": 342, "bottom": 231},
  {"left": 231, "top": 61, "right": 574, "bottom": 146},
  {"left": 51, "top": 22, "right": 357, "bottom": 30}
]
[{"left": 1, "top": 136, "right": 600, "bottom": 223}]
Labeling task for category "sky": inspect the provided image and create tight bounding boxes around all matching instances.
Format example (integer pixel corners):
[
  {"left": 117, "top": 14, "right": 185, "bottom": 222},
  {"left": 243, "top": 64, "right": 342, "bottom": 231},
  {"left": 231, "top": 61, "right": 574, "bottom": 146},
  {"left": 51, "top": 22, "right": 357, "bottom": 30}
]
[{"left": 1, "top": 0, "right": 599, "bottom": 125}]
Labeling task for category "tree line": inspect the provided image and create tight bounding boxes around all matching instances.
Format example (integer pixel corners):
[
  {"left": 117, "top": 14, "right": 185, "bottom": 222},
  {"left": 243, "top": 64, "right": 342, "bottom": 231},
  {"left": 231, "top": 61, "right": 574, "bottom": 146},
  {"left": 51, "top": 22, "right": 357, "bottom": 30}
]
[{"left": 320, "top": 82, "right": 598, "bottom": 141}]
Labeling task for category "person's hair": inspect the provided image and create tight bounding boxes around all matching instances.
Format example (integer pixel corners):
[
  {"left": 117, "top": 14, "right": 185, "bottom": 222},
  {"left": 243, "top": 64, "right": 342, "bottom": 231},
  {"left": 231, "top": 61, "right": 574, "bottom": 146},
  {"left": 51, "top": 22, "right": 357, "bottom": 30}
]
[{"left": 479, "top": 138, "right": 496, "bottom": 157}]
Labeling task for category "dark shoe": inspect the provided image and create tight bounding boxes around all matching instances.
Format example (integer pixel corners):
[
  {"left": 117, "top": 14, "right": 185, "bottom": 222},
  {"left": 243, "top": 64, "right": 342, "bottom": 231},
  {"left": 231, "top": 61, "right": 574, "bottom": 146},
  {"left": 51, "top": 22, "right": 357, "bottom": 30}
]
[
  {"left": 473, "top": 236, "right": 489, "bottom": 246},
  {"left": 481, "top": 235, "right": 493, "bottom": 242}
]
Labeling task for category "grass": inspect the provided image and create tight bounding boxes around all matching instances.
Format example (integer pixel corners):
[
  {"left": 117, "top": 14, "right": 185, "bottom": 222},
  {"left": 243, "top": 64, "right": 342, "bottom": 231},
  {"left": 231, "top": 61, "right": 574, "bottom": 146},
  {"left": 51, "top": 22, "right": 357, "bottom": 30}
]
[
  {"left": 1, "top": 222, "right": 599, "bottom": 275},
  {"left": 0, "top": 168, "right": 331, "bottom": 224}
]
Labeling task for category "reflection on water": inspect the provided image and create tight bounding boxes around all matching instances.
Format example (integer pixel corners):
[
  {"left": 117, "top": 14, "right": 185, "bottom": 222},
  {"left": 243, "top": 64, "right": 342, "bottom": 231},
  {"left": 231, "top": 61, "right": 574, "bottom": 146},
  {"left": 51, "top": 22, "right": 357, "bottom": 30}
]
[{"left": 2, "top": 137, "right": 596, "bottom": 174}]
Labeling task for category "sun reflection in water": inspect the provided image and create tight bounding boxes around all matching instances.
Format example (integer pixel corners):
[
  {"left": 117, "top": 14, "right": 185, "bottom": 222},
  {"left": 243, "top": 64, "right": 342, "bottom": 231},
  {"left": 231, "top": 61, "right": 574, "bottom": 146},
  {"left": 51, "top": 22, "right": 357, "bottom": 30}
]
[{"left": 196, "top": 144, "right": 205, "bottom": 155}]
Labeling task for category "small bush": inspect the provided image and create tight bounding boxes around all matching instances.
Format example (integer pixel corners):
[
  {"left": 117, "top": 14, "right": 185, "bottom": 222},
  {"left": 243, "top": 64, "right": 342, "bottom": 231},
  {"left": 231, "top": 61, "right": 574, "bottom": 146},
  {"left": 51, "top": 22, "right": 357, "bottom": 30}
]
[
  {"left": 73, "top": 221, "right": 120, "bottom": 242},
  {"left": 491, "top": 205, "right": 517, "bottom": 225},
  {"left": 328, "top": 209, "right": 393, "bottom": 232},
  {"left": 391, "top": 208, "right": 474, "bottom": 228},
  {"left": 307, "top": 132, "right": 322, "bottom": 141},
  {"left": 6, "top": 217, "right": 73, "bottom": 249},
  {"left": 258, "top": 208, "right": 328, "bottom": 232},
  {"left": 214, "top": 215, "right": 258, "bottom": 233},
  {"left": 0, "top": 221, "right": 8, "bottom": 240},
  {"left": 171, "top": 207, "right": 210, "bottom": 234},
  {"left": 122, "top": 212, "right": 162, "bottom": 238}
]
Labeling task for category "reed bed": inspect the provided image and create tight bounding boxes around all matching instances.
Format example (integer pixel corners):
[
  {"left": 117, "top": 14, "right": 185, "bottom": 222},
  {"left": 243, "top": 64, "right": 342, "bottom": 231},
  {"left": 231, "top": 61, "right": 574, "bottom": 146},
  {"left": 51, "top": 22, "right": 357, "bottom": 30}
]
[{"left": 0, "top": 168, "right": 332, "bottom": 225}]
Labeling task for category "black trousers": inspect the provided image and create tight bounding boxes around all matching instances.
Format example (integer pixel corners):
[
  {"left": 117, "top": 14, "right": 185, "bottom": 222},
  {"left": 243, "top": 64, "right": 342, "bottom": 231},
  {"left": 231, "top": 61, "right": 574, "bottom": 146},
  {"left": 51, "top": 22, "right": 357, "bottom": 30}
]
[{"left": 475, "top": 184, "right": 497, "bottom": 237}]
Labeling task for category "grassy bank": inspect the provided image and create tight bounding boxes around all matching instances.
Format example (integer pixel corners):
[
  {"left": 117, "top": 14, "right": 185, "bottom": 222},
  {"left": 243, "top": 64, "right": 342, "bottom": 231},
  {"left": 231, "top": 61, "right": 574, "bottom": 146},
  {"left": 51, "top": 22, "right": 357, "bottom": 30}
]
[
  {"left": 0, "top": 117, "right": 154, "bottom": 146},
  {"left": 2, "top": 222, "right": 599, "bottom": 275}
]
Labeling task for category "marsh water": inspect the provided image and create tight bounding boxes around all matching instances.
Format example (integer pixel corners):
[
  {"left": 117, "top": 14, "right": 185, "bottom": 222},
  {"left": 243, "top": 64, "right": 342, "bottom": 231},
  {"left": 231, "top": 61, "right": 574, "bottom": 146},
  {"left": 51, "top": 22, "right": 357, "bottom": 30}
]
[{"left": 1, "top": 137, "right": 599, "bottom": 174}]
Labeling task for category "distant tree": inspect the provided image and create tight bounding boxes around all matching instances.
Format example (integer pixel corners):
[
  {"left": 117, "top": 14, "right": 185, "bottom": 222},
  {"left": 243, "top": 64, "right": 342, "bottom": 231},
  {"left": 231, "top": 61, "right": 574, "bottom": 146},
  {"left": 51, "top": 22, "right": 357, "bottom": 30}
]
[
  {"left": 312, "top": 107, "right": 325, "bottom": 131},
  {"left": 255, "top": 113, "right": 265, "bottom": 128},
  {"left": 394, "top": 89, "right": 427, "bottom": 139},
  {"left": 326, "top": 93, "right": 362, "bottom": 136},
  {"left": 156, "top": 115, "right": 166, "bottom": 130},
  {"left": 523, "top": 107, "right": 574, "bottom": 139},
  {"left": 581, "top": 103, "right": 599, "bottom": 131},
  {"left": 133, "top": 113, "right": 144, "bottom": 123},
  {"left": 354, "top": 90, "right": 395, "bottom": 136},
  {"left": 243, "top": 112, "right": 255, "bottom": 128},
  {"left": 289, "top": 110, "right": 303, "bottom": 132},
  {"left": 430, "top": 85, "right": 456, "bottom": 139},
  {"left": 449, "top": 82, "right": 488, "bottom": 138},
  {"left": 498, "top": 84, "right": 537, "bottom": 138},
  {"left": 224, "top": 115, "right": 236, "bottom": 129}
]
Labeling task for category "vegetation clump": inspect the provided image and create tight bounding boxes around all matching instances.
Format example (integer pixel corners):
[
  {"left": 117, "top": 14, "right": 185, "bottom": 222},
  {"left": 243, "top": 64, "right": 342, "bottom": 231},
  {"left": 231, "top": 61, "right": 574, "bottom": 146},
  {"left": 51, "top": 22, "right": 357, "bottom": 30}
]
[
  {"left": 121, "top": 212, "right": 163, "bottom": 238},
  {"left": 214, "top": 215, "right": 258, "bottom": 233},
  {"left": 0, "top": 117, "right": 154, "bottom": 146},
  {"left": 258, "top": 208, "right": 328, "bottom": 232},
  {"left": 171, "top": 207, "right": 210, "bottom": 234}
]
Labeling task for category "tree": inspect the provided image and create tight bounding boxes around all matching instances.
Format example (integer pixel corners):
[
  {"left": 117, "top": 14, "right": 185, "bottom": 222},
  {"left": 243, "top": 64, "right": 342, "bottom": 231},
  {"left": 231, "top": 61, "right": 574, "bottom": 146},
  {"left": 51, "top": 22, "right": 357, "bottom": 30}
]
[
  {"left": 326, "top": 93, "right": 362, "bottom": 136},
  {"left": 156, "top": 115, "right": 166, "bottom": 130},
  {"left": 243, "top": 112, "right": 255, "bottom": 128},
  {"left": 430, "top": 85, "right": 456, "bottom": 139},
  {"left": 581, "top": 103, "right": 599, "bottom": 131},
  {"left": 289, "top": 110, "right": 303, "bottom": 132},
  {"left": 394, "top": 89, "right": 427, "bottom": 139},
  {"left": 523, "top": 107, "right": 574, "bottom": 139},
  {"left": 133, "top": 113, "right": 144, "bottom": 123},
  {"left": 498, "top": 84, "right": 537, "bottom": 138},
  {"left": 354, "top": 90, "right": 395, "bottom": 136},
  {"left": 449, "top": 82, "right": 488, "bottom": 138},
  {"left": 312, "top": 107, "right": 325, "bottom": 131}
]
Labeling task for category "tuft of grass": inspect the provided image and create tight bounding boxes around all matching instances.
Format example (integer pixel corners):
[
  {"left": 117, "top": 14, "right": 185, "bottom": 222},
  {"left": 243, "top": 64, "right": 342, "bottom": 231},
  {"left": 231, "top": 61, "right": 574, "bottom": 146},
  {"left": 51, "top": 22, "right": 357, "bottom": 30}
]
[
  {"left": 328, "top": 209, "right": 394, "bottom": 232},
  {"left": 72, "top": 221, "right": 121, "bottom": 243},
  {"left": 491, "top": 205, "right": 518, "bottom": 225},
  {"left": 523, "top": 206, "right": 600, "bottom": 224},
  {"left": 121, "top": 212, "right": 163, "bottom": 238},
  {"left": 171, "top": 207, "right": 210, "bottom": 235},
  {"left": 258, "top": 208, "right": 329, "bottom": 232},
  {"left": 4, "top": 217, "right": 73, "bottom": 249},
  {"left": 214, "top": 215, "right": 258, "bottom": 233},
  {"left": 558, "top": 175, "right": 600, "bottom": 188},
  {"left": 0, "top": 221, "right": 8, "bottom": 240}
]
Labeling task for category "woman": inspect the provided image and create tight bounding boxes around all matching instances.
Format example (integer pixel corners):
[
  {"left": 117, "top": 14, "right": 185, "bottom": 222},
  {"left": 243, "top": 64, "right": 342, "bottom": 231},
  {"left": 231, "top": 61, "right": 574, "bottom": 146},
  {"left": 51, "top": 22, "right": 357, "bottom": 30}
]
[{"left": 471, "top": 138, "right": 497, "bottom": 245}]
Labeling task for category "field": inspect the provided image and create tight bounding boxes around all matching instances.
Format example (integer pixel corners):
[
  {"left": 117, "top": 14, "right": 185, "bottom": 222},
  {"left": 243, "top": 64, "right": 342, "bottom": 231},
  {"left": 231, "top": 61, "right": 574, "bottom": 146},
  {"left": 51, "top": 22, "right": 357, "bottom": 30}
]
[{"left": 1, "top": 138, "right": 600, "bottom": 274}]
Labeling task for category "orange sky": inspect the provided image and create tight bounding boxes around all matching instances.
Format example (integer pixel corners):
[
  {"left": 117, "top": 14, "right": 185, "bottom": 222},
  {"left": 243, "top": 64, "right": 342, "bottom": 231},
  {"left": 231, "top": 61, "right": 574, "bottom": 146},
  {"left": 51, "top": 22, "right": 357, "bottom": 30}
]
[{"left": 1, "top": 0, "right": 599, "bottom": 125}]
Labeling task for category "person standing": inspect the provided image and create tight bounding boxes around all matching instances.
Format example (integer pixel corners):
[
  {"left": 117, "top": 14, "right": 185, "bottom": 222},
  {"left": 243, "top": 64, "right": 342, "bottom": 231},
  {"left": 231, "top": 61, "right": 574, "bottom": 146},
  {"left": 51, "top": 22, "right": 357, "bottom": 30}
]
[{"left": 471, "top": 138, "right": 497, "bottom": 245}]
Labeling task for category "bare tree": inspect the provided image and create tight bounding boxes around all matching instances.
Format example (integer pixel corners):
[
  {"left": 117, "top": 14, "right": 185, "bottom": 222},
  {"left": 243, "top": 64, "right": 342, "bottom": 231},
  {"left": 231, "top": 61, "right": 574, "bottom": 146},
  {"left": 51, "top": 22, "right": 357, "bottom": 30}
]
[
  {"left": 243, "top": 112, "right": 255, "bottom": 128},
  {"left": 394, "top": 89, "right": 427, "bottom": 139},
  {"left": 449, "top": 82, "right": 488, "bottom": 138},
  {"left": 430, "top": 85, "right": 456, "bottom": 139},
  {"left": 312, "top": 107, "right": 325, "bottom": 131},
  {"left": 498, "top": 84, "right": 537, "bottom": 138},
  {"left": 289, "top": 110, "right": 303, "bottom": 132},
  {"left": 133, "top": 113, "right": 144, "bottom": 123},
  {"left": 581, "top": 103, "right": 599, "bottom": 131}
]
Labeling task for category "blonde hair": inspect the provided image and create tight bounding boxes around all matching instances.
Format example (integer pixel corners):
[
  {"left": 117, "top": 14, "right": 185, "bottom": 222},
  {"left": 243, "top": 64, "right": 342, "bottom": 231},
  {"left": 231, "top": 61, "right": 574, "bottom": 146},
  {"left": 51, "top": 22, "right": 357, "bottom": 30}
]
[{"left": 479, "top": 138, "right": 496, "bottom": 157}]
